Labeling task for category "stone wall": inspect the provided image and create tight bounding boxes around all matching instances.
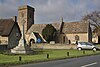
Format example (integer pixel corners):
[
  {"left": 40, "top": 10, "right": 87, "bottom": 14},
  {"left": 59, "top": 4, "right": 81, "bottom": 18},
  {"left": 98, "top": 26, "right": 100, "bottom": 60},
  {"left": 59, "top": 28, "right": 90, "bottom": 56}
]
[
  {"left": 59, "top": 33, "right": 88, "bottom": 44},
  {"left": 31, "top": 43, "right": 77, "bottom": 49},
  {"left": 66, "top": 33, "right": 88, "bottom": 42},
  {"left": 0, "top": 36, "right": 8, "bottom": 45}
]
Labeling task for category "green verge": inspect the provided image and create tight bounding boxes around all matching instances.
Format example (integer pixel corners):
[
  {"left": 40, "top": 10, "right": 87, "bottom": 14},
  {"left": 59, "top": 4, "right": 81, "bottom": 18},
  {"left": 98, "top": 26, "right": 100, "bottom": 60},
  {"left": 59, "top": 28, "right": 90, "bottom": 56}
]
[{"left": 0, "top": 49, "right": 100, "bottom": 67}]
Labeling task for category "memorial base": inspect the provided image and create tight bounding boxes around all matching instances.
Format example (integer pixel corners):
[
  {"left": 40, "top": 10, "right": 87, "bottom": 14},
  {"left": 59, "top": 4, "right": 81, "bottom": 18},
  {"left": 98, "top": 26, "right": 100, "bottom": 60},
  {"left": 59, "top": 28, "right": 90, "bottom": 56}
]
[
  {"left": 11, "top": 44, "right": 33, "bottom": 54},
  {"left": 11, "top": 22, "right": 33, "bottom": 54}
]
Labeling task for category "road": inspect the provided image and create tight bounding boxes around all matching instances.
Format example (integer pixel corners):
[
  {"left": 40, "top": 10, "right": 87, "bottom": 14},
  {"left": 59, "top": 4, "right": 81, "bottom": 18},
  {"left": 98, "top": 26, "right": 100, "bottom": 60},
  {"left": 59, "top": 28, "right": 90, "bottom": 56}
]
[{"left": 12, "top": 55, "right": 100, "bottom": 67}]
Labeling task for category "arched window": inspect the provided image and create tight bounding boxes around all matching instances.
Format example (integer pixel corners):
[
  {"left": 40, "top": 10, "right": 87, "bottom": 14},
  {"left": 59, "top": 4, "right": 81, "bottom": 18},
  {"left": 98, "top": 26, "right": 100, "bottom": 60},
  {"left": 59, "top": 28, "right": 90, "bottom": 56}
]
[
  {"left": 75, "top": 35, "right": 79, "bottom": 44},
  {"left": 69, "top": 40, "right": 71, "bottom": 44},
  {"left": 29, "top": 39, "right": 35, "bottom": 47},
  {"left": 63, "top": 36, "right": 66, "bottom": 43},
  {"left": 75, "top": 35, "right": 79, "bottom": 41}
]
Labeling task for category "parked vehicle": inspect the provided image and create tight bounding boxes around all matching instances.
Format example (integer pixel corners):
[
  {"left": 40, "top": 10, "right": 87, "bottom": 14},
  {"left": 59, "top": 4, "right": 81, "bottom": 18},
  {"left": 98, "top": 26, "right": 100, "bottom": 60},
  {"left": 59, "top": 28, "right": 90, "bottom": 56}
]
[{"left": 77, "top": 42, "right": 98, "bottom": 51}]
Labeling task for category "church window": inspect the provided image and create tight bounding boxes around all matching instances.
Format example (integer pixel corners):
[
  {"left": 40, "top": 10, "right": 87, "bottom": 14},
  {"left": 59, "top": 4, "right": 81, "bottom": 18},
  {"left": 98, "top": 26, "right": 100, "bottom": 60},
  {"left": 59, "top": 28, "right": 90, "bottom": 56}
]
[
  {"left": 63, "top": 36, "right": 66, "bottom": 43},
  {"left": 75, "top": 35, "right": 79, "bottom": 41}
]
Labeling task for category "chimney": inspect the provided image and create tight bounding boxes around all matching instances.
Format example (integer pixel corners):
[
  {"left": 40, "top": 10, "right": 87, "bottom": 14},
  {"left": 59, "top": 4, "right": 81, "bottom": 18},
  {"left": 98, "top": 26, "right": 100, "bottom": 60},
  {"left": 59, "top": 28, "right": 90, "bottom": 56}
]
[{"left": 12, "top": 16, "right": 17, "bottom": 22}]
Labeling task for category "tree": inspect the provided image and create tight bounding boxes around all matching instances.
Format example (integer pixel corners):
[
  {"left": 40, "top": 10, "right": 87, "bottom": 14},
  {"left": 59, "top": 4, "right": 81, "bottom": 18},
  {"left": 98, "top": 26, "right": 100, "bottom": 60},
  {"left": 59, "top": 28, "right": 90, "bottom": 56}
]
[
  {"left": 82, "top": 11, "right": 100, "bottom": 31},
  {"left": 42, "top": 24, "right": 57, "bottom": 43}
]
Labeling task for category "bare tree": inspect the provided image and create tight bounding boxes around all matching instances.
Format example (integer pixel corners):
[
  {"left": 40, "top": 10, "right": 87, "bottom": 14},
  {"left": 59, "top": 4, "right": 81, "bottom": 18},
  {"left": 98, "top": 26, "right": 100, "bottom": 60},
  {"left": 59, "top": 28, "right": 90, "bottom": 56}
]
[{"left": 82, "top": 11, "right": 100, "bottom": 32}]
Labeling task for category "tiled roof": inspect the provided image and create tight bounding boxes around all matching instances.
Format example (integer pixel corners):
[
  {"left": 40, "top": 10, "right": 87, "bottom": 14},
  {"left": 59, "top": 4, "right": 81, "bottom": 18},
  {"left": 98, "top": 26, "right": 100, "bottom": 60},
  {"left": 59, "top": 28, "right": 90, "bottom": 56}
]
[
  {"left": 62, "top": 22, "right": 89, "bottom": 34},
  {"left": 0, "top": 19, "right": 15, "bottom": 36},
  {"left": 27, "top": 24, "right": 46, "bottom": 34},
  {"left": 27, "top": 21, "right": 88, "bottom": 34},
  {"left": 27, "top": 22, "right": 61, "bottom": 34},
  {"left": 51, "top": 22, "right": 61, "bottom": 30}
]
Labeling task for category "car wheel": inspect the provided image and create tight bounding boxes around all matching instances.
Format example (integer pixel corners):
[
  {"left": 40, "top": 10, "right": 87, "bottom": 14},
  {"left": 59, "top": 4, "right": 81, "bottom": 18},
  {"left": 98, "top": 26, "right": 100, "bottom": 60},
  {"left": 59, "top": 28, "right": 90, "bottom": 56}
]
[
  {"left": 78, "top": 47, "right": 82, "bottom": 50},
  {"left": 93, "top": 48, "right": 96, "bottom": 51}
]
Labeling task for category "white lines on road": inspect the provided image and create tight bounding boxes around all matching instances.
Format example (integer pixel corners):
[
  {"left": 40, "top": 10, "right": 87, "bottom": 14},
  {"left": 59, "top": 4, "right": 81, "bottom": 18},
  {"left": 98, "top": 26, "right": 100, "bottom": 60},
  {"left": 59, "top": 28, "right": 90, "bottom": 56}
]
[{"left": 81, "top": 62, "right": 97, "bottom": 67}]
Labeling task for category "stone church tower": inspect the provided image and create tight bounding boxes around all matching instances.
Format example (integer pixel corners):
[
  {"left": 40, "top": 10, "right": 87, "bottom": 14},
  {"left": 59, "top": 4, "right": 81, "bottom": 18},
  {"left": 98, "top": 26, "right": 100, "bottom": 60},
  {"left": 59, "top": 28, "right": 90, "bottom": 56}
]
[{"left": 18, "top": 5, "right": 35, "bottom": 33}]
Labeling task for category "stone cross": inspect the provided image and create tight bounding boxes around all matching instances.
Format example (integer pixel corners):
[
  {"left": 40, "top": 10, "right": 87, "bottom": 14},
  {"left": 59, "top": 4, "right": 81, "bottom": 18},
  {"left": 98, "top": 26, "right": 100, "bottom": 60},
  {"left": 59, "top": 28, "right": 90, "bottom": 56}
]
[{"left": 21, "top": 19, "right": 26, "bottom": 46}]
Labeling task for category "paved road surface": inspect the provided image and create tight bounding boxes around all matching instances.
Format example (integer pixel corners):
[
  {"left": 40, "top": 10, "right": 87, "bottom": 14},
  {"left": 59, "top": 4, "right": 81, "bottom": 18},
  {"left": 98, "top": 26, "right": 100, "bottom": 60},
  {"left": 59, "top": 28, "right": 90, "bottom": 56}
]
[{"left": 12, "top": 55, "right": 100, "bottom": 67}]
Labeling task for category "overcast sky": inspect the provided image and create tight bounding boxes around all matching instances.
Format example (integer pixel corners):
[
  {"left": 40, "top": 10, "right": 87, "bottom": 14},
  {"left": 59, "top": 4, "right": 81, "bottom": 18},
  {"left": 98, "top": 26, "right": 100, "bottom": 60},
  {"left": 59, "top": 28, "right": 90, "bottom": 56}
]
[{"left": 0, "top": 0, "right": 100, "bottom": 24}]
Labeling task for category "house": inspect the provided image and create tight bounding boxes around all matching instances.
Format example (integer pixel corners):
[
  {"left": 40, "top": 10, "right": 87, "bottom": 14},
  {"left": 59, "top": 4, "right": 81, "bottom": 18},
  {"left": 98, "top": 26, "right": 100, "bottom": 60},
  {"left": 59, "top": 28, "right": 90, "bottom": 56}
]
[{"left": 0, "top": 17, "right": 21, "bottom": 49}]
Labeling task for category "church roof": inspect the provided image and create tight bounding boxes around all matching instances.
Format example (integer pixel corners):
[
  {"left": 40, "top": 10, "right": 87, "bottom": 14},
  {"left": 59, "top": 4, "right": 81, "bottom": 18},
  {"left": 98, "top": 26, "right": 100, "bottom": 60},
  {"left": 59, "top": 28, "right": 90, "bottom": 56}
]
[
  {"left": 27, "top": 24, "right": 46, "bottom": 34},
  {"left": 0, "top": 19, "right": 15, "bottom": 36},
  {"left": 27, "top": 21, "right": 89, "bottom": 34},
  {"left": 51, "top": 22, "right": 61, "bottom": 30},
  {"left": 27, "top": 22, "right": 60, "bottom": 34},
  {"left": 27, "top": 22, "right": 61, "bottom": 34},
  {"left": 62, "top": 22, "right": 89, "bottom": 34}
]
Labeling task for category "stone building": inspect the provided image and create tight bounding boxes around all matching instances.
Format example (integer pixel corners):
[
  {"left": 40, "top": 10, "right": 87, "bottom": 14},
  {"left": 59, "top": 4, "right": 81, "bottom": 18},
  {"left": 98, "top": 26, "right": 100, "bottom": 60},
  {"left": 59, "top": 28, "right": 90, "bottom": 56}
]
[
  {"left": 26, "top": 21, "right": 92, "bottom": 44},
  {"left": 17, "top": 5, "right": 92, "bottom": 45},
  {"left": 0, "top": 17, "right": 21, "bottom": 49},
  {"left": 26, "top": 22, "right": 61, "bottom": 44},
  {"left": 0, "top": 5, "right": 92, "bottom": 50},
  {"left": 18, "top": 5, "right": 35, "bottom": 33},
  {"left": 59, "top": 21, "right": 92, "bottom": 44}
]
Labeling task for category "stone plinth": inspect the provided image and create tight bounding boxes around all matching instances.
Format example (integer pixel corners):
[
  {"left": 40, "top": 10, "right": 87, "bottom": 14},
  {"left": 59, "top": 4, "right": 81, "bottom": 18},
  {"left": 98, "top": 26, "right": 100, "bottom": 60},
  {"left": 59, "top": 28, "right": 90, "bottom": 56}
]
[
  {"left": 11, "top": 19, "right": 33, "bottom": 54},
  {"left": 11, "top": 38, "right": 33, "bottom": 54},
  {"left": 11, "top": 44, "right": 33, "bottom": 54}
]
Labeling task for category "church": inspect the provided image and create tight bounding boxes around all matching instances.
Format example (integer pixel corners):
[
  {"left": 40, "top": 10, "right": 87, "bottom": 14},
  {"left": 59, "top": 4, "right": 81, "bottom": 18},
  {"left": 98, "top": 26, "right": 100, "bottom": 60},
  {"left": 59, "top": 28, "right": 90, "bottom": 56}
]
[{"left": 0, "top": 5, "right": 92, "bottom": 49}]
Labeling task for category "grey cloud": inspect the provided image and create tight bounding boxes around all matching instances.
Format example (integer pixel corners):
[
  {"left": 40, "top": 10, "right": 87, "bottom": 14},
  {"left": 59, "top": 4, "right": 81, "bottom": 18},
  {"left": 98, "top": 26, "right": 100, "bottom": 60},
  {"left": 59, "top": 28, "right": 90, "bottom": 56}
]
[
  {"left": 32, "top": 0, "right": 100, "bottom": 23},
  {"left": 0, "top": 0, "right": 20, "bottom": 18},
  {"left": 0, "top": 0, "right": 100, "bottom": 23},
  {"left": 33, "top": 0, "right": 87, "bottom": 23}
]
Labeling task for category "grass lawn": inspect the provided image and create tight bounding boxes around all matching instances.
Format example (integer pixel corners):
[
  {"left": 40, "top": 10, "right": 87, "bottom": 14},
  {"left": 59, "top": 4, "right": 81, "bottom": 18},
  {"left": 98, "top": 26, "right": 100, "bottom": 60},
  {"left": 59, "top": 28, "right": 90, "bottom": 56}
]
[{"left": 0, "top": 49, "right": 100, "bottom": 66}]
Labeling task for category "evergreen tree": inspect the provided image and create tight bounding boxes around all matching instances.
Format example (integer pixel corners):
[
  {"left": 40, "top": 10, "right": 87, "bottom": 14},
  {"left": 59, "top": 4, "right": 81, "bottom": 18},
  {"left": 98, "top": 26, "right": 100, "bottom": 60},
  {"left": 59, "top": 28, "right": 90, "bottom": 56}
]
[{"left": 42, "top": 24, "right": 56, "bottom": 43}]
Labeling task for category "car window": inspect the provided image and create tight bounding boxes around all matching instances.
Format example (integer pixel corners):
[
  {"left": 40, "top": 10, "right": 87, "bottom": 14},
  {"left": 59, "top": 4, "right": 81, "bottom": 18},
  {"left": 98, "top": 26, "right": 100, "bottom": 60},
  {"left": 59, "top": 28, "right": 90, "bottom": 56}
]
[
  {"left": 86, "top": 42, "right": 92, "bottom": 45},
  {"left": 79, "top": 42, "right": 86, "bottom": 45},
  {"left": 79, "top": 42, "right": 93, "bottom": 46}
]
